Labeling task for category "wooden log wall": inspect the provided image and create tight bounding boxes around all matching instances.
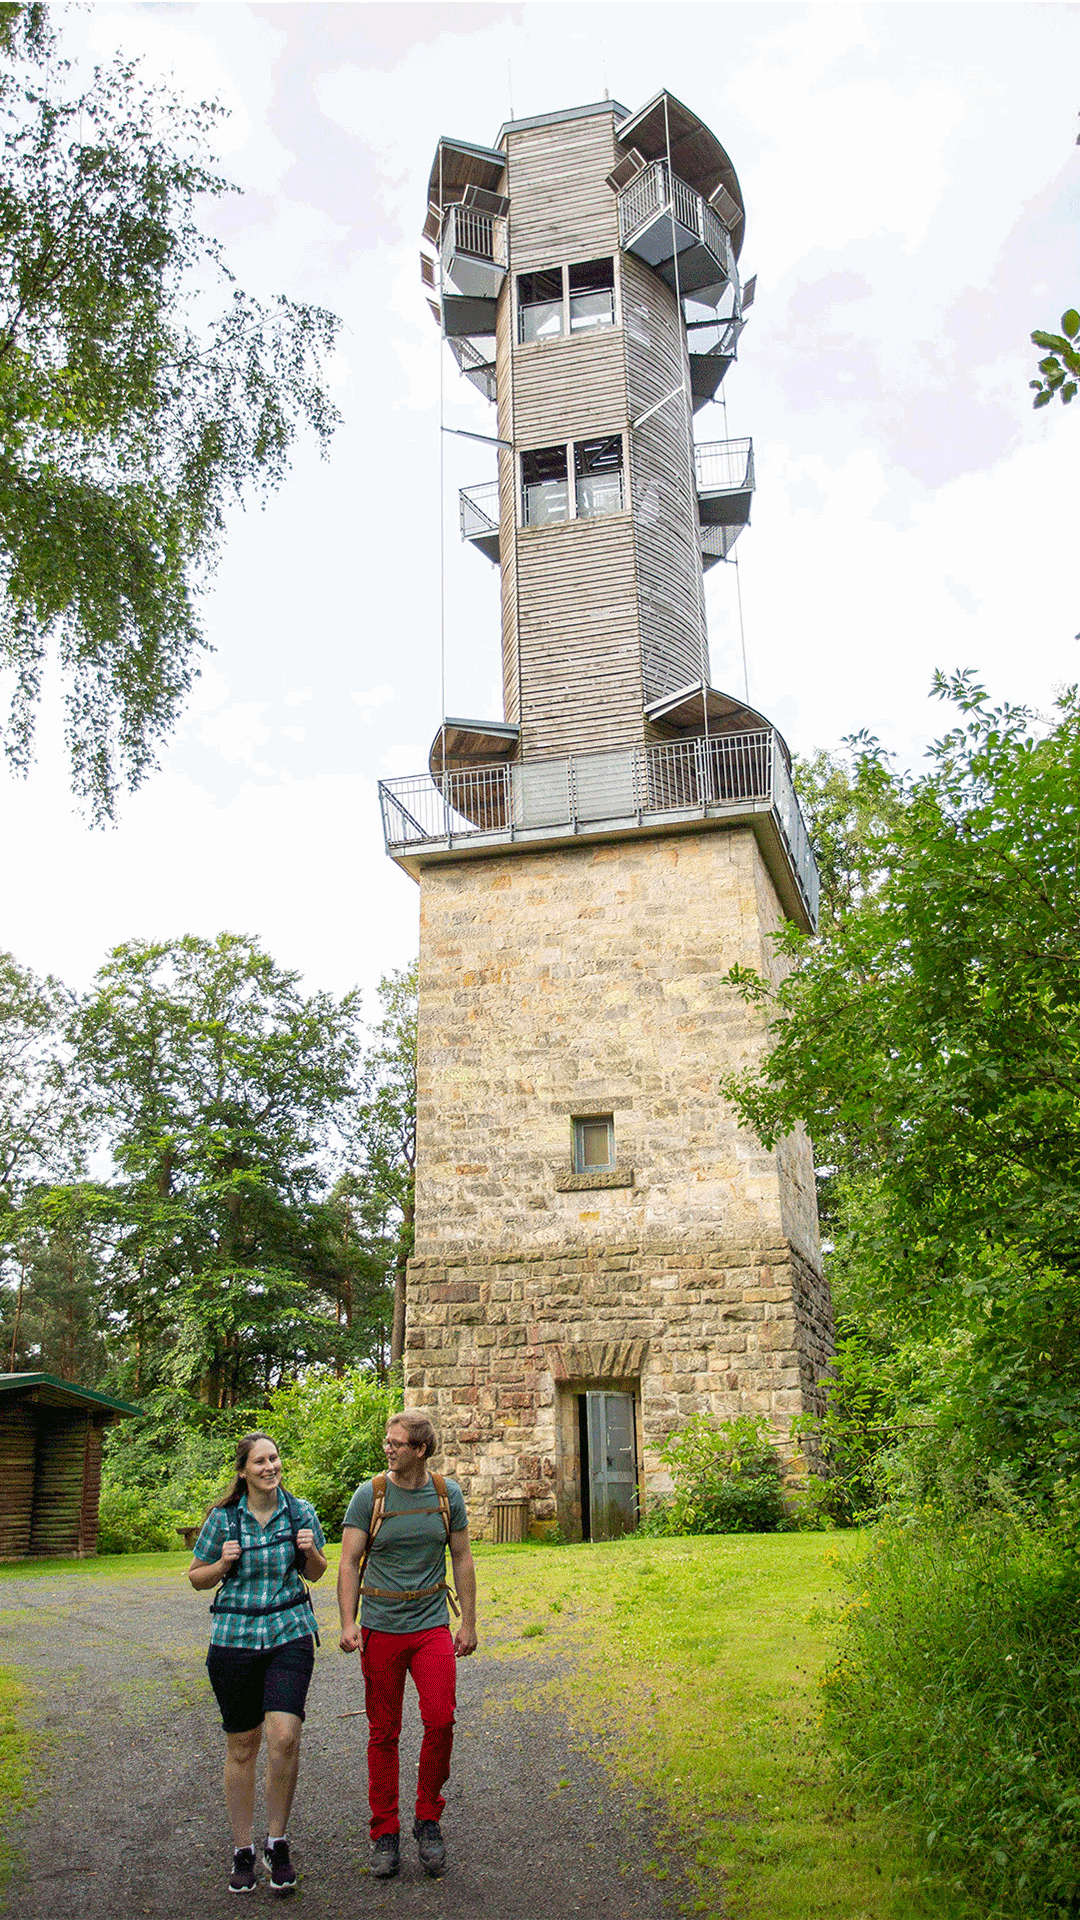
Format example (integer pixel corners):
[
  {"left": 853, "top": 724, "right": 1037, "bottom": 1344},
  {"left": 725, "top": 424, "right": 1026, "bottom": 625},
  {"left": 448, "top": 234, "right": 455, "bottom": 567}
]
[
  {"left": 27, "top": 1411, "right": 100, "bottom": 1557},
  {"left": 0, "top": 1403, "right": 36, "bottom": 1558}
]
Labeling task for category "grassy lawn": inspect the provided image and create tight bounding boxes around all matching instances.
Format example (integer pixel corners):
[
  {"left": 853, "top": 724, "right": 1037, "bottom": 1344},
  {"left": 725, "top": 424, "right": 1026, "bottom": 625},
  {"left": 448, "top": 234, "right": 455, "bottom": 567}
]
[
  {"left": 476, "top": 1531, "right": 979, "bottom": 1920},
  {"left": 0, "top": 1669, "right": 33, "bottom": 1889},
  {"left": 0, "top": 1532, "right": 978, "bottom": 1919}
]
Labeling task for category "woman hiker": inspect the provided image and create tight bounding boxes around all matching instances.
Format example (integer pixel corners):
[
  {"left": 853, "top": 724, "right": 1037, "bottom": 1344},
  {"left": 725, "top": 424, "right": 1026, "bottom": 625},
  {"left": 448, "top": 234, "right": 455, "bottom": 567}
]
[
  {"left": 188, "top": 1431, "right": 327, "bottom": 1895},
  {"left": 337, "top": 1410, "right": 478, "bottom": 1879}
]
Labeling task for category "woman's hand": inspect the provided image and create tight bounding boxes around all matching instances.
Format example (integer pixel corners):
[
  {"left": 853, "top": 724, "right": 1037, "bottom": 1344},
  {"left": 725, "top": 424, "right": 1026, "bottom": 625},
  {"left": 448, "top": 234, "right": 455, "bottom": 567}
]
[
  {"left": 220, "top": 1539, "right": 241, "bottom": 1567},
  {"left": 296, "top": 1528, "right": 314, "bottom": 1552}
]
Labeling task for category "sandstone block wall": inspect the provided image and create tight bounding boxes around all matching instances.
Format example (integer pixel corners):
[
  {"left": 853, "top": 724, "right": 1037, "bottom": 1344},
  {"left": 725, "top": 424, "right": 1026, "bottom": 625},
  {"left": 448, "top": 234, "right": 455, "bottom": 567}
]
[
  {"left": 414, "top": 827, "right": 820, "bottom": 1269},
  {"left": 407, "top": 1232, "right": 833, "bottom": 1539},
  {"left": 409, "top": 823, "right": 832, "bottom": 1537}
]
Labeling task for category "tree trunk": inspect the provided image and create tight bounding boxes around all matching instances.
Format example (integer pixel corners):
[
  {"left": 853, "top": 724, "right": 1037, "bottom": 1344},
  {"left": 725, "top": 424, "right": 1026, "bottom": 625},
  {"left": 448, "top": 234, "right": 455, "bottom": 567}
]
[{"left": 390, "top": 1264, "right": 407, "bottom": 1370}]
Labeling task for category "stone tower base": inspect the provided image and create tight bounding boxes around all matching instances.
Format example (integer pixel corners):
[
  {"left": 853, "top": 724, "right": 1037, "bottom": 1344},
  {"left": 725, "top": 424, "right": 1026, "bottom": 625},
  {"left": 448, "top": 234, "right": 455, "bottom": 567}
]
[{"left": 405, "top": 1232, "right": 831, "bottom": 1540}]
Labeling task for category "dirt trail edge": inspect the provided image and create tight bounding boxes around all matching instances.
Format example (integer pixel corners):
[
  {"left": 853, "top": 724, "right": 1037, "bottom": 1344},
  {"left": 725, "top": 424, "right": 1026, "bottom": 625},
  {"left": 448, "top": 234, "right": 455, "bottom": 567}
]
[{"left": 0, "top": 1570, "right": 692, "bottom": 1920}]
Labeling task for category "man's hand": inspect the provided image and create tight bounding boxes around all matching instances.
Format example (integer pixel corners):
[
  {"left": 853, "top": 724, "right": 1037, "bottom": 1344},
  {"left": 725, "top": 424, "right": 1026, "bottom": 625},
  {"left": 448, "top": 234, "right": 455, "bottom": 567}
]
[
  {"left": 339, "top": 1621, "right": 363, "bottom": 1654},
  {"left": 454, "top": 1624, "right": 478, "bottom": 1658}
]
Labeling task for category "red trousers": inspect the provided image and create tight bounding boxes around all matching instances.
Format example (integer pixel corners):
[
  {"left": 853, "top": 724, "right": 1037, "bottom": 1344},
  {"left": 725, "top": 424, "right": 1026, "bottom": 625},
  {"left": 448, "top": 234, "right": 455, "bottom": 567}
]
[{"left": 360, "top": 1626, "right": 457, "bottom": 1837}]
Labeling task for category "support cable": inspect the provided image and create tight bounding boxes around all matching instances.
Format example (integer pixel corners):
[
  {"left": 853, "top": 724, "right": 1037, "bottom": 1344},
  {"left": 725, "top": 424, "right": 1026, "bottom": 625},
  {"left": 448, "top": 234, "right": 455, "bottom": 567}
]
[{"left": 438, "top": 146, "right": 447, "bottom": 789}]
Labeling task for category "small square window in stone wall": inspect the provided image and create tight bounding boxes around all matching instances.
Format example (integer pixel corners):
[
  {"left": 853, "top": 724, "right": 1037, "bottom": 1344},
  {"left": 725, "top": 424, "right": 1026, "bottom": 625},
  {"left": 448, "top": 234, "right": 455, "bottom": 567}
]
[{"left": 573, "top": 1115, "right": 614, "bottom": 1173}]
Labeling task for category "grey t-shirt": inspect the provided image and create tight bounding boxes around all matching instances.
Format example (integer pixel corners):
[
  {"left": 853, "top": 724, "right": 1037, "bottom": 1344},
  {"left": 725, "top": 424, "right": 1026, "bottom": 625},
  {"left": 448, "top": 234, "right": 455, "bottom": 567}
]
[{"left": 344, "top": 1473, "right": 467, "bottom": 1634}]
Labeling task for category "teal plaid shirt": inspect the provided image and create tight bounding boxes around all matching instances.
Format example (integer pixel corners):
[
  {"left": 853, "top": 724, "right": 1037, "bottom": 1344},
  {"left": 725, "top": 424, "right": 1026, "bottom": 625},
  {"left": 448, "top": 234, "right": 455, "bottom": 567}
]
[{"left": 194, "top": 1491, "right": 325, "bottom": 1651}]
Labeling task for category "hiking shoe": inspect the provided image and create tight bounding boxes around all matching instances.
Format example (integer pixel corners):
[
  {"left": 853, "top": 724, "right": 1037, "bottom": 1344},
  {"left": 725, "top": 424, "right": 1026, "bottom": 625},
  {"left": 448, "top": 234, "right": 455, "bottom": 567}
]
[
  {"left": 370, "top": 1830, "right": 400, "bottom": 1878},
  {"left": 263, "top": 1838, "right": 297, "bottom": 1894},
  {"left": 229, "top": 1847, "right": 258, "bottom": 1894},
  {"left": 413, "top": 1818, "right": 447, "bottom": 1877}
]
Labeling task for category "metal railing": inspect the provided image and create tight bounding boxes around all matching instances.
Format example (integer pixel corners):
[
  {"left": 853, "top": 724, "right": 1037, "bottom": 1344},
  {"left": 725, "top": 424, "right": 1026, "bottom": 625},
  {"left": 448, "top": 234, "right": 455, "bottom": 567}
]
[
  {"left": 441, "top": 203, "right": 508, "bottom": 268},
  {"left": 694, "top": 438, "right": 754, "bottom": 494},
  {"left": 378, "top": 729, "right": 819, "bottom": 925},
  {"left": 460, "top": 481, "right": 500, "bottom": 541},
  {"left": 617, "top": 161, "right": 734, "bottom": 282}
]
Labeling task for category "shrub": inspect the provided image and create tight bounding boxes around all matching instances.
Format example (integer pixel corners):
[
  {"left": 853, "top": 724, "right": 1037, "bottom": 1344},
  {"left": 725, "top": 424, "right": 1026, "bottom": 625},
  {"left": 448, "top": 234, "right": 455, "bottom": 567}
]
[
  {"left": 264, "top": 1370, "right": 397, "bottom": 1535},
  {"left": 96, "top": 1482, "right": 181, "bottom": 1554},
  {"left": 640, "top": 1413, "right": 789, "bottom": 1535},
  {"left": 822, "top": 1511, "right": 1080, "bottom": 1917},
  {"left": 100, "top": 1370, "right": 399, "bottom": 1542}
]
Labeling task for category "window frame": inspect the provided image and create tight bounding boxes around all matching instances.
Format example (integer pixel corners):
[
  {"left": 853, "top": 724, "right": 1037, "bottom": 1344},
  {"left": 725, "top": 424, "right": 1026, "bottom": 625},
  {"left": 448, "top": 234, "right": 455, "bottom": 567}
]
[
  {"left": 516, "top": 257, "right": 620, "bottom": 346},
  {"left": 572, "top": 1114, "right": 616, "bottom": 1175},
  {"left": 520, "top": 434, "right": 627, "bottom": 529}
]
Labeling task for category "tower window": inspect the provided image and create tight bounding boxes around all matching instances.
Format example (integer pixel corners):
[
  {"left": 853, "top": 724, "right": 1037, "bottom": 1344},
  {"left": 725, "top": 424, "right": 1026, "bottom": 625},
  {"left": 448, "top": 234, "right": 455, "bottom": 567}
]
[
  {"left": 521, "top": 444, "right": 570, "bottom": 525},
  {"left": 522, "top": 438, "right": 625, "bottom": 526},
  {"left": 517, "top": 260, "right": 617, "bottom": 343},
  {"left": 573, "top": 1115, "right": 615, "bottom": 1173},
  {"left": 574, "top": 437, "right": 623, "bottom": 517},
  {"left": 569, "top": 258, "right": 615, "bottom": 332},
  {"left": 518, "top": 268, "right": 564, "bottom": 344}
]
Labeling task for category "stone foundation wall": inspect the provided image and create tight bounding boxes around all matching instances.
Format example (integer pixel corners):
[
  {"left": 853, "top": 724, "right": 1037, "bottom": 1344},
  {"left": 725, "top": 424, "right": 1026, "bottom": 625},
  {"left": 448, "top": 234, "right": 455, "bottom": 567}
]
[{"left": 406, "top": 1231, "right": 833, "bottom": 1539}]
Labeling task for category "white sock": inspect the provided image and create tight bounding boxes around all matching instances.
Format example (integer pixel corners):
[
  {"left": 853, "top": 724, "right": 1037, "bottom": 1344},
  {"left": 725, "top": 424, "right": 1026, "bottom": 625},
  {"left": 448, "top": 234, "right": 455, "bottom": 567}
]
[{"left": 267, "top": 1835, "right": 287, "bottom": 1846}]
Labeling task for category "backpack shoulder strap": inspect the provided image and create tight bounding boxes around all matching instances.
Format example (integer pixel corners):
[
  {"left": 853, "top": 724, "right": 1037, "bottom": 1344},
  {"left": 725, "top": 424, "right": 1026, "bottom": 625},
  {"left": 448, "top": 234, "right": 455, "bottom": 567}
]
[
  {"left": 430, "top": 1472, "right": 452, "bottom": 1545},
  {"left": 369, "top": 1473, "right": 388, "bottom": 1542},
  {"left": 355, "top": 1474, "right": 387, "bottom": 1601},
  {"left": 429, "top": 1473, "right": 460, "bottom": 1618},
  {"left": 282, "top": 1488, "right": 307, "bottom": 1571}
]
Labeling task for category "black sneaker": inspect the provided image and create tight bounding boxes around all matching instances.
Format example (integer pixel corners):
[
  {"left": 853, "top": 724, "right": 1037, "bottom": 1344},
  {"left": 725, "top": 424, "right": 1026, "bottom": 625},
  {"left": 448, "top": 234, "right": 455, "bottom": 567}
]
[
  {"left": 229, "top": 1847, "right": 258, "bottom": 1895},
  {"left": 413, "top": 1818, "right": 447, "bottom": 1877},
  {"left": 370, "top": 1830, "right": 400, "bottom": 1878},
  {"left": 263, "top": 1838, "right": 297, "bottom": 1894}
]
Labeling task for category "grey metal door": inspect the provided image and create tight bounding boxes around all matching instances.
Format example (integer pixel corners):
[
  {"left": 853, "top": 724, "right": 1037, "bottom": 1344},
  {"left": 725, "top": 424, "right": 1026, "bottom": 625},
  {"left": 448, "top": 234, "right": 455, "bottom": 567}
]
[{"left": 585, "top": 1391, "right": 638, "bottom": 1540}]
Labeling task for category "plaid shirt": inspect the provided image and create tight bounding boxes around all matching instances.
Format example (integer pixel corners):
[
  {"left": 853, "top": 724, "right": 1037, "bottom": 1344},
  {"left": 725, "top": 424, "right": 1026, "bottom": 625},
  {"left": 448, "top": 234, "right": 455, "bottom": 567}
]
[{"left": 194, "top": 1492, "right": 325, "bottom": 1651}]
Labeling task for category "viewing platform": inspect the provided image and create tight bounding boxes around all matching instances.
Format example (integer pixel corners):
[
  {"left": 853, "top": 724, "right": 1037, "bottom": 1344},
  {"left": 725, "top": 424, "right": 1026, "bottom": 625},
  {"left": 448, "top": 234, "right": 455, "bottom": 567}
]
[
  {"left": 459, "top": 437, "right": 753, "bottom": 570},
  {"left": 378, "top": 727, "right": 819, "bottom": 931}
]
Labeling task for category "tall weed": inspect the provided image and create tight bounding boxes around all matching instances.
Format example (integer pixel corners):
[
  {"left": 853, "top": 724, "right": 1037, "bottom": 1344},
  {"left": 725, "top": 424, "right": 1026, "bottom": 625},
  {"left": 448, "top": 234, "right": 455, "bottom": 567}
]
[{"left": 822, "top": 1513, "right": 1080, "bottom": 1917}]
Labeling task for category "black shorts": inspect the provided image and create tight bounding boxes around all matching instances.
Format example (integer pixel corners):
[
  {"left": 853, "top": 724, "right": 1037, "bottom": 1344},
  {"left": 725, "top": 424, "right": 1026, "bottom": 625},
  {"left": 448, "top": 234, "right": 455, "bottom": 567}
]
[{"left": 206, "top": 1635, "right": 315, "bottom": 1734}]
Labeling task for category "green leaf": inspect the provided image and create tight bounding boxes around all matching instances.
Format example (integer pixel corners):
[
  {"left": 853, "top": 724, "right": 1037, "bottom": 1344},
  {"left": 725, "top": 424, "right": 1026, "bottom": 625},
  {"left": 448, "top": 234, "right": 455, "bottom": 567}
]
[{"left": 1062, "top": 309, "right": 1080, "bottom": 338}]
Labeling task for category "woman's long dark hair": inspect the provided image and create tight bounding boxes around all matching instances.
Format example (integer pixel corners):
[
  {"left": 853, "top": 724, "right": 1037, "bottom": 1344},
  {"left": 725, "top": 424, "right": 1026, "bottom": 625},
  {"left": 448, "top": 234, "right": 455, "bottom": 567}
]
[{"left": 212, "top": 1431, "right": 283, "bottom": 1512}]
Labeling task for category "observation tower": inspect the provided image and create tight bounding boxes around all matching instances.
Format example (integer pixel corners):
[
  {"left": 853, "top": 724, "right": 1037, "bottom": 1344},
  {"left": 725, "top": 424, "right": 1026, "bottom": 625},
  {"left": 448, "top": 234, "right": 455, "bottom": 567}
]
[{"left": 378, "top": 92, "right": 832, "bottom": 1540}]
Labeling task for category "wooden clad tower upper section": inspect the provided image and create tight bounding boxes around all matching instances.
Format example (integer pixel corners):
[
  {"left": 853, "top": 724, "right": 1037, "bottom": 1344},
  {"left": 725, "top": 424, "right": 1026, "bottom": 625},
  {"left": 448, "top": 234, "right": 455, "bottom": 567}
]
[{"left": 424, "top": 93, "right": 756, "bottom": 770}]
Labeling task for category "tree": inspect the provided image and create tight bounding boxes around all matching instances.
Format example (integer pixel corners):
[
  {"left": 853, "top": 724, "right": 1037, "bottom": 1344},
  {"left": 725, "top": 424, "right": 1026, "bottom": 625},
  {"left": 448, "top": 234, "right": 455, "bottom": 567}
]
[
  {"left": 75, "top": 933, "right": 364, "bottom": 1405},
  {"left": 352, "top": 964, "right": 417, "bottom": 1371},
  {"left": 1030, "top": 308, "right": 1080, "bottom": 408},
  {"left": 0, "top": 946, "right": 90, "bottom": 1367},
  {"left": 0, "top": 5, "right": 340, "bottom": 818},
  {"left": 725, "top": 673, "right": 1080, "bottom": 1496},
  {"left": 792, "top": 734, "right": 907, "bottom": 931}
]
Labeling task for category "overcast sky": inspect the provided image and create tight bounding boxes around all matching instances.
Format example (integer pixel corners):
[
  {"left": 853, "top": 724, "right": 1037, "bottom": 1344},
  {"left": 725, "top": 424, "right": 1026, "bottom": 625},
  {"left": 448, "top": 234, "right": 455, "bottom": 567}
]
[{"left": 3, "top": 0, "right": 1078, "bottom": 1015}]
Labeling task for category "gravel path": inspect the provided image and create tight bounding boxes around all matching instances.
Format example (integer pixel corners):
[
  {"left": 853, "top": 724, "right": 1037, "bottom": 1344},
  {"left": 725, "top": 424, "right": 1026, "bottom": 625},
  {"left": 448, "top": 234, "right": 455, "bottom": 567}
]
[{"left": 0, "top": 1570, "right": 692, "bottom": 1919}]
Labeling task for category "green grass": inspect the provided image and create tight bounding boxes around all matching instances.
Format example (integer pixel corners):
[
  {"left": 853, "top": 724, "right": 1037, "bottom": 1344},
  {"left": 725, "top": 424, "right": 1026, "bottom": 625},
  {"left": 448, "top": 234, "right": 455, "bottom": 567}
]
[
  {"left": 473, "top": 1531, "right": 981, "bottom": 1920},
  {"left": 0, "top": 1548, "right": 195, "bottom": 1581},
  {"left": 0, "top": 1669, "right": 34, "bottom": 1889},
  {"left": 0, "top": 1533, "right": 981, "bottom": 1918}
]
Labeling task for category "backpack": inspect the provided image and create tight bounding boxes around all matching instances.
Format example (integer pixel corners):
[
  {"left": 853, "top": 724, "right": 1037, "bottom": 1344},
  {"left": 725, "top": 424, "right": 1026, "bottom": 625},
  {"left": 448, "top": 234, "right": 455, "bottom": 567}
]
[
  {"left": 210, "top": 1488, "right": 320, "bottom": 1641},
  {"left": 357, "top": 1471, "right": 460, "bottom": 1617}
]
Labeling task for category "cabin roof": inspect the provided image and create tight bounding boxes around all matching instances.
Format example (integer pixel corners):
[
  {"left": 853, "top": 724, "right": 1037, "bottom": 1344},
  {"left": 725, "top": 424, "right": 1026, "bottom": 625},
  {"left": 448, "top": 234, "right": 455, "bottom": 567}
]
[{"left": 0, "top": 1372, "right": 142, "bottom": 1418}]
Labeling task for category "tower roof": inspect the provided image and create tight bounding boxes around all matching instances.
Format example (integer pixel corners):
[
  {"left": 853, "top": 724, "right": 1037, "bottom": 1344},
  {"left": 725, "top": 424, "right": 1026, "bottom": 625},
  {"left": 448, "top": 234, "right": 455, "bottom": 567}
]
[{"left": 615, "top": 90, "right": 745, "bottom": 256}]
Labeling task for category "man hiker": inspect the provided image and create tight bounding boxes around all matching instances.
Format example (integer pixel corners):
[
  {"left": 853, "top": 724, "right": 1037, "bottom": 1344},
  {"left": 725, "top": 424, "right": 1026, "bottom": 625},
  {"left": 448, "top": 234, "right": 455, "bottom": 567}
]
[{"left": 338, "top": 1410, "right": 478, "bottom": 1879}]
